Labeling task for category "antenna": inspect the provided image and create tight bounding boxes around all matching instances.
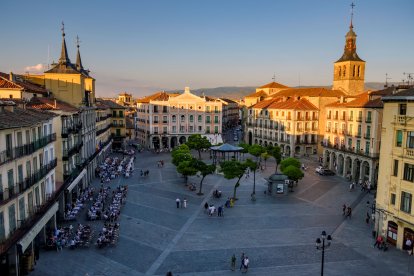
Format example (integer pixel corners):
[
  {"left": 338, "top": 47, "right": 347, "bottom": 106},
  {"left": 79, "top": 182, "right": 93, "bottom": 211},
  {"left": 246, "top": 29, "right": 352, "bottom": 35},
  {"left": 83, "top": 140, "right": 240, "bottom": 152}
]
[
  {"left": 385, "top": 73, "right": 392, "bottom": 88},
  {"left": 272, "top": 73, "right": 276, "bottom": 82},
  {"left": 47, "top": 44, "right": 50, "bottom": 70},
  {"left": 403, "top": 72, "right": 414, "bottom": 85}
]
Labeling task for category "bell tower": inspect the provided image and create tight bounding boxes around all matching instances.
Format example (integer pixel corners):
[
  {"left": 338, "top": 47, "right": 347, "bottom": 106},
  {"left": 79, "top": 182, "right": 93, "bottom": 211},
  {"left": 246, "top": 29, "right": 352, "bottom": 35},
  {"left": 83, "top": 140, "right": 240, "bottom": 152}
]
[{"left": 332, "top": 3, "right": 365, "bottom": 96}]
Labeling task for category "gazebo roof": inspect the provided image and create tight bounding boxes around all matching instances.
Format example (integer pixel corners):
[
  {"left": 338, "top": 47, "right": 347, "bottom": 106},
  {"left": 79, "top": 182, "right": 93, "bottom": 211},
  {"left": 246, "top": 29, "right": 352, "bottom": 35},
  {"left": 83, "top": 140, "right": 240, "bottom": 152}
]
[
  {"left": 210, "top": 143, "right": 244, "bottom": 152},
  {"left": 267, "top": 173, "right": 288, "bottom": 182}
]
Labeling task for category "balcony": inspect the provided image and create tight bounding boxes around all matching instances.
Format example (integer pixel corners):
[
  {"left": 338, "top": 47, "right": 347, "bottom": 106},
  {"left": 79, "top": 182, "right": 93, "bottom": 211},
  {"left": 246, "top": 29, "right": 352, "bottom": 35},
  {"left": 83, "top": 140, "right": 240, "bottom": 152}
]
[
  {"left": 0, "top": 134, "right": 56, "bottom": 166},
  {"left": 96, "top": 124, "right": 111, "bottom": 136},
  {"left": 61, "top": 122, "right": 82, "bottom": 137},
  {"left": 322, "top": 143, "right": 379, "bottom": 159},
  {"left": 364, "top": 133, "right": 371, "bottom": 139},
  {"left": 162, "top": 120, "right": 168, "bottom": 124},
  {"left": 356, "top": 117, "right": 362, "bottom": 122},
  {"left": 365, "top": 118, "right": 372, "bottom": 123},
  {"left": 348, "top": 116, "right": 354, "bottom": 121},
  {"left": 62, "top": 141, "right": 83, "bottom": 160},
  {"left": 341, "top": 116, "right": 346, "bottom": 121},
  {"left": 394, "top": 115, "right": 414, "bottom": 125},
  {"left": 112, "top": 114, "right": 125, "bottom": 118},
  {"left": 154, "top": 121, "right": 159, "bottom": 124},
  {"left": 327, "top": 115, "right": 331, "bottom": 119},
  {"left": 0, "top": 159, "right": 57, "bottom": 205},
  {"left": 333, "top": 129, "right": 338, "bottom": 134},
  {"left": 405, "top": 148, "right": 414, "bottom": 159},
  {"left": 325, "top": 128, "right": 331, "bottom": 133},
  {"left": 355, "top": 132, "right": 362, "bottom": 138}
]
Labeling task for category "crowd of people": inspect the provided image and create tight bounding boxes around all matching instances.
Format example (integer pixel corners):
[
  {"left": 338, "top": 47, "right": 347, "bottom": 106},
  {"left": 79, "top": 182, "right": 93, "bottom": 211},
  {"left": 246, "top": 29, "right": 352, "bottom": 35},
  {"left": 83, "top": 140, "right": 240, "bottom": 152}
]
[
  {"left": 96, "top": 156, "right": 134, "bottom": 183},
  {"left": 96, "top": 223, "right": 120, "bottom": 248},
  {"left": 64, "top": 188, "right": 94, "bottom": 221}
]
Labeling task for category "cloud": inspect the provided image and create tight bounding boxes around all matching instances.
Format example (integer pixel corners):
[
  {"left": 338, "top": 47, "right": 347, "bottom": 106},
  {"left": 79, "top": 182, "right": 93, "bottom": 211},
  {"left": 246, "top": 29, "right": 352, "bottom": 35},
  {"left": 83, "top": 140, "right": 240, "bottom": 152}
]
[{"left": 24, "top": 63, "right": 45, "bottom": 73}]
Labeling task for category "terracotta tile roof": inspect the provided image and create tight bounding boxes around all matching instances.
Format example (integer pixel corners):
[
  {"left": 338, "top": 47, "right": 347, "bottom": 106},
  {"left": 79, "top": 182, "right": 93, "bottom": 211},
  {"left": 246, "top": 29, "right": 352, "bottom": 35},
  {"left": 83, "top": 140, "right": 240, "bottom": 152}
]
[
  {"left": 219, "top": 98, "right": 237, "bottom": 104},
  {"left": 136, "top": 91, "right": 176, "bottom": 103},
  {"left": 119, "top": 92, "right": 132, "bottom": 96},
  {"left": 96, "top": 99, "right": 126, "bottom": 109},
  {"left": 326, "top": 92, "right": 383, "bottom": 108},
  {"left": 0, "top": 72, "right": 48, "bottom": 94},
  {"left": 0, "top": 105, "right": 57, "bottom": 130},
  {"left": 246, "top": 90, "right": 267, "bottom": 98},
  {"left": 26, "top": 97, "right": 79, "bottom": 112},
  {"left": 273, "top": 87, "right": 346, "bottom": 97},
  {"left": 252, "top": 97, "right": 318, "bottom": 111},
  {"left": 0, "top": 76, "right": 22, "bottom": 89},
  {"left": 259, "top": 81, "right": 289, "bottom": 89}
]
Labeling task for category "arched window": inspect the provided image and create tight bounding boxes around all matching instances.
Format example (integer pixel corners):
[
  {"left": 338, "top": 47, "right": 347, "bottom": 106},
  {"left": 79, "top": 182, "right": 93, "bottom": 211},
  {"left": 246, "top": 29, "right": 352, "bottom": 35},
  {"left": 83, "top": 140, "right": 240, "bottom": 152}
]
[
  {"left": 353, "top": 65, "right": 356, "bottom": 77},
  {"left": 338, "top": 66, "right": 342, "bottom": 77},
  {"left": 343, "top": 66, "right": 346, "bottom": 77},
  {"left": 198, "top": 115, "right": 202, "bottom": 122},
  {"left": 180, "top": 115, "right": 185, "bottom": 122},
  {"left": 358, "top": 66, "right": 361, "bottom": 77},
  {"left": 189, "top": 115, "right": 194, "bottom": 122},
  {"left": 172, "top": 115, "right": 176, "bottom": 122}
]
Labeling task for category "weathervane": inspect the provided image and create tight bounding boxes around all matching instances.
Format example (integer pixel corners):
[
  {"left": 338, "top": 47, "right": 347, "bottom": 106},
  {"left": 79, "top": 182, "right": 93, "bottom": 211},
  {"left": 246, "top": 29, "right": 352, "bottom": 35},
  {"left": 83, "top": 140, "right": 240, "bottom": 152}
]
[
  {"left": 385, "top": 73, "right": 392, "bottom": 87},
  {"left": 76, "top": 35, "right": 81, "bottom": 48},
  {"left": 272, "top": 73, "right": 276, "bottom": 82}
]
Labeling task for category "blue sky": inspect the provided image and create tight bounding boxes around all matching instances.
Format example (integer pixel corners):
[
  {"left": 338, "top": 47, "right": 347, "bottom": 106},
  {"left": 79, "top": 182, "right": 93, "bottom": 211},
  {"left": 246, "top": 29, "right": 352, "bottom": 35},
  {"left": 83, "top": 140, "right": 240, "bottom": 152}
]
[{"left": 0, "top": 0, "right": 413, "bottom": 97}]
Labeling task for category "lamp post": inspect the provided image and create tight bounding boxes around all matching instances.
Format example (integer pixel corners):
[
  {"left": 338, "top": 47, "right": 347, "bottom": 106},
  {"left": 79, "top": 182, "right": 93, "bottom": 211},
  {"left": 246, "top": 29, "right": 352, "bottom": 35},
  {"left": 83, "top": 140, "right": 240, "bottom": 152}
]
[{"left": 316, "top": 230, "right": 332, "bottom": 276}]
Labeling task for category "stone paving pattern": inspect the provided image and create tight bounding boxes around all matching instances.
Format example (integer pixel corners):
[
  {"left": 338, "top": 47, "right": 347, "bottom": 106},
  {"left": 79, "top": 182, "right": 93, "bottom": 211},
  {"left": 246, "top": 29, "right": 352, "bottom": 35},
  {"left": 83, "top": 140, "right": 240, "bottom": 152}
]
[{"left": 31, "top": 151, "right": 414, "bottom": 276}]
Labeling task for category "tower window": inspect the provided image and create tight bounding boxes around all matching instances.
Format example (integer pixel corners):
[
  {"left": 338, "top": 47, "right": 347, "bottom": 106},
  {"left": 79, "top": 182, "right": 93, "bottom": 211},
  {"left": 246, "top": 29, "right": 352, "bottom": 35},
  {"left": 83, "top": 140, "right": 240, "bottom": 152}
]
[
  {"left": 358, "top": 66, "right": 361, "bottom": 77},
  {"left": 338, "top": 66, "right": 341, "bottom": 77},
  {"left": 353, "top": 65, "right": 356, "bottom": 77},
  {"left": 343, "top": 66, "right": 346, "bottom": 77}
]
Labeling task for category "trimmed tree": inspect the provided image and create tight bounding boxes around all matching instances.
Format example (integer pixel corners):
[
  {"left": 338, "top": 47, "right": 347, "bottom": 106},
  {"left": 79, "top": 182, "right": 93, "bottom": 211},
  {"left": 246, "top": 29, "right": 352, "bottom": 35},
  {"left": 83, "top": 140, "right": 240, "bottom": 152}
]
[
  {"left": 248, "top": 144, "right": 265, "bottom": 195},
  {"left": 282, "top": 165, "right": 304, "bottom": 192},
  {"left": 172, "top": 144, "right": 192, "bottom": 166},
  {"left": 267, "top": 145, "right": 282, "bottom": 172},
  {"left": 220, "top": 160, "right": 248, "bottom": 200},
  {"left": 238, "top": 143, "right": 250, "bottom": 160},
  {"left": 186, "top": 134, "right": 212, "bottom": 159},
  {"left": 177, "top": 158, "right": 198, "bottom": 184},
  {"left": 194, "top": 160, "right": 216, "bottom": 195},
  {"left": 280, "top": 157, "right": 301, "bottom": 172}
]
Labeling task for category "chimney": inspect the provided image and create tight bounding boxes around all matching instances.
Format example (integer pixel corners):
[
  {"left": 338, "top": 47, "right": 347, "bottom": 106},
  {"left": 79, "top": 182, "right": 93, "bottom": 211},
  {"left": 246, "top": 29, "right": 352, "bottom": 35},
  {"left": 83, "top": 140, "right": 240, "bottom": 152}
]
[{"left": 9, "top": 72, "right": 14, "bottom": 82}]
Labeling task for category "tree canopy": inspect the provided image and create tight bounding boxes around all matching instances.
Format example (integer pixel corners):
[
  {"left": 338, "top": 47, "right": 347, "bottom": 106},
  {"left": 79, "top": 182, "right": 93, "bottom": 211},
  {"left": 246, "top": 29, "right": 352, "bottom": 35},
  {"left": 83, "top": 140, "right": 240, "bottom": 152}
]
[
  {"left": 282, "top": 165, "right": 304, "bottom": 182},
  {"left": 186, "top": 134, "right": 212, "bottom": 159},
  {"left": 194, "top": 160, "right": 216, "bottom": 195},
  {"left": 177, "top": 158, "right": 198, "bottom": 182},
  {"left": 280, "top": 157, "right": 301, "bottom": 172},
  {"left": 267, "top": 145, "right": 282, "bottom": 172},
  {"left": 171, "top": 144, "right": 192, "bottom": 166},
  {"left": 220, "top": 160, "right": 248, "bottom": 199}
]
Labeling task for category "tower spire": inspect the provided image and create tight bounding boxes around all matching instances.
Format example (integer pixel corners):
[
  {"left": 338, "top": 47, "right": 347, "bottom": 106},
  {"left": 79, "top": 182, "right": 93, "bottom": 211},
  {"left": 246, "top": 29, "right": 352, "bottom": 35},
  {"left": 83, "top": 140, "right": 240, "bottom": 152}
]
[
  {"left": 350, "top": 2, "right": 355, "bottom": 28},
  {"left": 59, "top": 21, "right": 71, "bottom": 65},
  {"left": 75, "top": 35, "right": 84, "bottom": 71}
]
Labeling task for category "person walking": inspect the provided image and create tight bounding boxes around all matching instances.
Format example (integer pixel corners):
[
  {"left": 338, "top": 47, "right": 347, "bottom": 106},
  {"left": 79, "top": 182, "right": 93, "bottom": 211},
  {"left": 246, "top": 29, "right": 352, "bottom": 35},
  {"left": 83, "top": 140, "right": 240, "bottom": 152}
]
[
  {"left": 346, "top": 206, "right": 352, "bottom": 219},
  {"left": 183, "top": 198, "right": 187, "bottom": 208},
  {"left": 342, "top": 204, "right": 346, "bottom": 216},
  {"left": 365, "top": 212, "right": 370, "bottom": 224},
  {"left": 231, "top": 254, "right": 236, "bottom": 271},
  {"left": 204, "top": 202, "right": 209, "bottom": 213},
  {"left": 239, "top": 252, "right": 245, "bottom": 270},
  {"left": 242, "top": 256, "right": 249, "bottom": 273},
  {"left": 176, "top": 198, "right": 180, "bottom": 208},
  {"left": 405, "top": 238, "right": 413, "bottom": 255}
]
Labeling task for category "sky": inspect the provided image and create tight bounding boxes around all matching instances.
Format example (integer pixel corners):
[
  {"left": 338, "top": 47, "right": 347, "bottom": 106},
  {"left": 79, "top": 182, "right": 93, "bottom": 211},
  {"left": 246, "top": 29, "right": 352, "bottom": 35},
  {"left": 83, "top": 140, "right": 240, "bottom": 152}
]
[{"left": 0, "top": 0, "right": 413, "bottom": 97}]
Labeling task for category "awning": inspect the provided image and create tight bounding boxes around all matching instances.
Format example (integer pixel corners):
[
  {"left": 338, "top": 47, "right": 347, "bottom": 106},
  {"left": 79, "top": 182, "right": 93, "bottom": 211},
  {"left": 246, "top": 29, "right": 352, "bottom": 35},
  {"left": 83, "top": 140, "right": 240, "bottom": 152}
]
[
  {"left": 18, "top": 202, "right": 58, "bottom": 252},
  {"left": 66, "top": 168, "right": 86, "bottom": 192}
]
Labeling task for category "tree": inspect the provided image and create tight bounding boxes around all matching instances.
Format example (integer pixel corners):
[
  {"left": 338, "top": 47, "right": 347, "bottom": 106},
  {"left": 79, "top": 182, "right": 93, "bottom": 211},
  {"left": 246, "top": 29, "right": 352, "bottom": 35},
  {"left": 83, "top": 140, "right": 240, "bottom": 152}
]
[
  {"left": 267, "top": 145, "right": 282, "bottom": 172},
  {"left": 261, "top": 152, "right": 271, "bottom": 169},
  {"left": 238, "top": 143, "right": 250, "bottom": 160},
  {"left": 280, "top": 157, "right": 301, "bottom": 172},
  {"left": 171, "top": 144, "right": 192, "bottom": 166},
  {"left": 248, "top": 144, "right": 265, "bottom": 195},
  {"left": 194, "top": 160, "right": 216, "bottom": 195},
  {"left": 220, "top": 160, "right": 248, "bottom": 200},
  {"left": 177, "top": 158, "right": 198, "bottom": 184},
  {"left": 186, "top": 134, "right": 212, "bottom": 159},
  {"left": 282, "top": 165, "right": 304, "bottom": 191}
]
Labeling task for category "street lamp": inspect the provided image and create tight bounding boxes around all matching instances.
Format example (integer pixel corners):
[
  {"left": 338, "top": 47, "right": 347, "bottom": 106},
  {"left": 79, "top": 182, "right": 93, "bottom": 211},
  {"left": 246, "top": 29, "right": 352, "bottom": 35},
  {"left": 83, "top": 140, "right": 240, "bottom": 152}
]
[{"left": 316, "top": 230, "right": 332, "bottom": 276}]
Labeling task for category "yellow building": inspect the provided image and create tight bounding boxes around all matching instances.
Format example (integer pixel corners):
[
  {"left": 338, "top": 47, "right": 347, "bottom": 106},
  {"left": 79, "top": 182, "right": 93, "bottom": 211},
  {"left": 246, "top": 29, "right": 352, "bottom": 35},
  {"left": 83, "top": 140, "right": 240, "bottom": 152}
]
[
  {"left": 376, "top": 87, "right": 414, "bottom": 250},
  {"left": 0, "top": 72, "right": 49, "bottom": 100},
  {"left": 96, "top": 99, "right": 127, "bottom": 149},
  {"left": 0, "top": 101, "right": 58, "bottom": 274},
  {"left": 136, "top": 87, "right": 223, "bottom": 149},
  {"left": 116, "top": 92, "right": 133, "bottom": 107}
]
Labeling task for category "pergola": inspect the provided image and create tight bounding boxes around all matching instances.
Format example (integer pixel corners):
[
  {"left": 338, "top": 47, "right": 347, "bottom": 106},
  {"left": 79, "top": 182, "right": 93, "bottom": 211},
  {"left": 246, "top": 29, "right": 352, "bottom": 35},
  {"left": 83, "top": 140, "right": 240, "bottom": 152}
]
[{"left": 210, "top": 143, "right": 244, "bottom": 165}]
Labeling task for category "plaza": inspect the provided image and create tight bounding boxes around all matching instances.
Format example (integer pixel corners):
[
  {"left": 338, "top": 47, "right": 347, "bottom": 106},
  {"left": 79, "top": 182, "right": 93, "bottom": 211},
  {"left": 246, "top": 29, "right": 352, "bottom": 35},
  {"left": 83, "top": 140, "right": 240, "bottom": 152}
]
[{"left": 30, "top": 150, "right": 414, "bottom": 276}]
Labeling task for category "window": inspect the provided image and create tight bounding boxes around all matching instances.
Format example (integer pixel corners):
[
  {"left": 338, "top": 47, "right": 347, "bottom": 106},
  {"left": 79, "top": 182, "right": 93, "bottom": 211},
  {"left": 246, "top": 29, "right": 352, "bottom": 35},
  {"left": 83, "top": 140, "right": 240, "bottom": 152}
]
[
  {"left": 8, "top": 204, "right": 16, "bottom": 232},
  {"left": 198, "top": 126, "right": 202, "bottom": 132},
  {"left": 7, "top": 169, "right": 14, "bottom": 191},
  {"left": 396, "top": 130, "right": 403, "bottom": 147},
  {"left": 206, "top": 126, "right": 210, "bottom": 133},
  {"left": 189, "top": 115, "right": 194, "bottom": 123},
  {"left": 393, "top": 160, "right": 399, "bottom": 176},
  {"left": 356, "top": 140, "right": 360, "bottom": 151},
  {"left": 19, "top": 197, "right": 25, "bottom": 221},
  {"left": 172, "top": 126, "right": 176, "bottom": 133},
  {"left": 180, "top": 115, "right": 185, "bottom": 122},
  {"left": 367, "top": 111, "right": 372, "bottom": 122},
  {"left": 365, "top": 141, "right": 370, "bottom": 154},
  {"left": 163, "top": 126, "right": 167, "bottom": 134},
  {"left": 198, "top": 115, "right": 202, "bottom": 122},
  {"left": 0, "top": 211, "right": 4, "bottom": 240},
  {"left": 35, "top": 186, "right": 40, "bottom": 207},
  {"left": 214, "top": 116, "right": 219, "bottom": 123},
  {"left": 407, "top": 132, "right": 414, "bottom": 149},
  {"left": 399, "top": 104, "right": 407, "bottom": 115},
  {"left": 366, "top": 125, "right": 371, "bottom": 139},
  {"left": 400, "top": 191, "right": 412, "bottom": 213},
  {"left": 390, "top": 193, "right": 396, "bottom": 205},
  {"left": 404, "top": 163, "right": 414, "bottom": 182},
  {"left": 172, "top": 115, "right": 176, "bottom": 123},
  {"left": 215, "top": 126, "right": 219, "bottom": 133},
  {"left": 206, "top": 116, "right": 211, "bottom": 123},
  {"left": 6, "top": 134, "right": 12, "bottom": 158}
]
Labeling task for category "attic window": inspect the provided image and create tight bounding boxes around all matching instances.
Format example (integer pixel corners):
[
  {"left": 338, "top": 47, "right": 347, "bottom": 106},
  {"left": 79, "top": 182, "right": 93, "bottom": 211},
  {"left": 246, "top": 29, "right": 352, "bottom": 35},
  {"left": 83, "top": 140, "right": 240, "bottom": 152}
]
[{"left": 198, "top": 106, "right": 202, "bottom": 109}]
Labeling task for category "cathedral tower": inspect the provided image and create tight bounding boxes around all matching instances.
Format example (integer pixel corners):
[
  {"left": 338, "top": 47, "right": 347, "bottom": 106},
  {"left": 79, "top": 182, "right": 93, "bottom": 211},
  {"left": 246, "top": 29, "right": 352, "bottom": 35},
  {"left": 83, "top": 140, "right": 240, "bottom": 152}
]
[{"left": 332, "top": 7, "right": 365, "bottom": 96}]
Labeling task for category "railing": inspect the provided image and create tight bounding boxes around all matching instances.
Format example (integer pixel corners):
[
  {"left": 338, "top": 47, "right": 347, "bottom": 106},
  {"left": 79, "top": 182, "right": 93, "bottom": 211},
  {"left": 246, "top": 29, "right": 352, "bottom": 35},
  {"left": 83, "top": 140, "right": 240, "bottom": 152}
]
[
  {"left": 162, "top": 120, "right": 168, "bottom": 124},
  {"left": 405, "top": 148, "right": 414, "bottom": 159},
  {"left": 356, "top": 117, "right": 362, "bottom": 122},
  {"left": 0, "top": 159, "right": 57, "bottom": 205},
  {"left": 365, "top": 118, "right": 372, "bottom": 123},
  {"left": 348, "top": 116, "right": 353, "bottom": 121},
  {"left": 0, "top": 134, "right": 56, "bottom": 166},
  {"left": 341, "top": 116, "right": 346, "bottom": 121},
  {"left": 96, "top": 125, "right": 111, "bottom": 136},
  {"left": 112, "top": 114, "right": 125, "bottom": 118},
  {"left": 326, "top": 128, "right": 331, "bottom": 133},
  {"left": 327, "top": 115, "right": 331, "bottom": 119},
  {"left": 62, "top": 141, "right": 83, "bottom": 160},
  {"left": 355, "top": 132, "right": 362, "bottom": 138},
  {"left": 333, "top": 129, "right": 338, "bottom": 133},
  {"left": 364, "top": 133, "right": 371, "bottom": 139},
  {"left": 394, "top": 115, "right": 414, "bottom": 125},
  {"left": 322, "top": 143, "right": 379, "bottom": 158}
]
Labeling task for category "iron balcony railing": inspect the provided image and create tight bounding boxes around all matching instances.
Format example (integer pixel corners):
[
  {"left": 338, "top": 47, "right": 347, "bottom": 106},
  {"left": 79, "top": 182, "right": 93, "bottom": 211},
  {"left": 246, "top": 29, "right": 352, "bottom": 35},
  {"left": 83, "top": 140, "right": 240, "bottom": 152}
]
[{"left": 0, "top": 134, "right": 56, "bottom": 166}]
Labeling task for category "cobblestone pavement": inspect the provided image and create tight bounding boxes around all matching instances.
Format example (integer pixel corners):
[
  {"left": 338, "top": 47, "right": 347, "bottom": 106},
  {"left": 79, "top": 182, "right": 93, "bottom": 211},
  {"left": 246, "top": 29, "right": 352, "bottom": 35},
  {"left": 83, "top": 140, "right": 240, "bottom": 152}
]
[{"left": 31, "top": 151, "right": 414, "bottom": 276}]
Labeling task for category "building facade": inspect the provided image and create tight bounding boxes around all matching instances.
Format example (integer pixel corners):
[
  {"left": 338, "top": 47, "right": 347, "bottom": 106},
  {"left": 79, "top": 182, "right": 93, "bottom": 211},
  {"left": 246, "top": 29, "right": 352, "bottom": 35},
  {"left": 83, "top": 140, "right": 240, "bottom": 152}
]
[
  {"left": 136, "top": 87, "right": 223, "bottom": 149},
  {"left": 376, "top": 88, "right": 414, "bottom": 251},
  {"left": 0, "top": 101, "right": 58, "bottom": 275}
]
